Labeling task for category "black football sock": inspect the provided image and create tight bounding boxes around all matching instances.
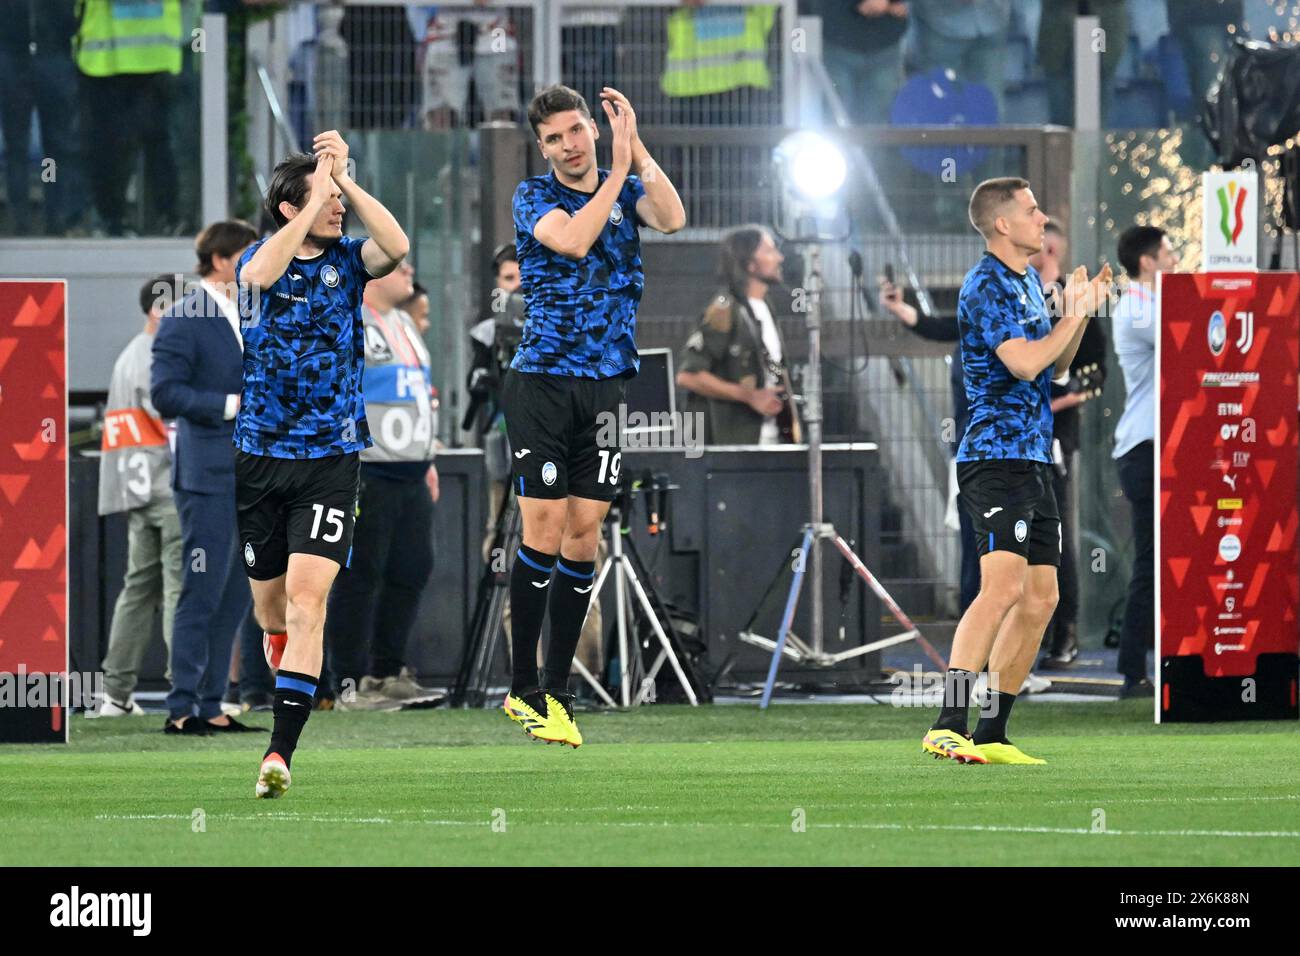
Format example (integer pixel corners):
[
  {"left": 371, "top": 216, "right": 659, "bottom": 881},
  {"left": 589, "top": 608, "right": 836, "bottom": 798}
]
[
  {"left": 265, "top": 671, "right": 317, "bottom": 769},
  {"left": 972, "top": 690, "right": 1018, "bottom": 745},
  {"left": 510, "top": 544, "right": 555, "bottom": 696},
  {"left": 932, "top": 668, "right": 976, "bottom": 734},
  {"left": 542, "top": 557, "right": 597, "bottom": 691}
]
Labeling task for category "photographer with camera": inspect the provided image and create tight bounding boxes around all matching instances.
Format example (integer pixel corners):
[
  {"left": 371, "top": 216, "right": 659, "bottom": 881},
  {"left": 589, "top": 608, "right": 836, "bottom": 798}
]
[
  {"left": 465, "top": 243, "right": 524, "bottom": 556},
  {"left": 677, "top": 225, "right": 800, "bottom": 445}
]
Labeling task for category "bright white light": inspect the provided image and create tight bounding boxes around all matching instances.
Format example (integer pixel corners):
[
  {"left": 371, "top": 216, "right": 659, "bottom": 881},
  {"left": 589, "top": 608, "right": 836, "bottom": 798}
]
[{"left": 776, "top": 132, "right": 847, "bottom": 201}]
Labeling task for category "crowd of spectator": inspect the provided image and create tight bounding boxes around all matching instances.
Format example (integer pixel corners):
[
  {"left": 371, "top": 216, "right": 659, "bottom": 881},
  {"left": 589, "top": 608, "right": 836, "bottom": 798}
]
[{"left": 0, "top": 1, "right": 1286, "bottom": 238}]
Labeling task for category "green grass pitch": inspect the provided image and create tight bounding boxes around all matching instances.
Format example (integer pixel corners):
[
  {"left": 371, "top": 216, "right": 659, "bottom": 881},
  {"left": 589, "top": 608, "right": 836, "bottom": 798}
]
[{"left": 1, "top": 702, "right": 1297, "bottom": 866}]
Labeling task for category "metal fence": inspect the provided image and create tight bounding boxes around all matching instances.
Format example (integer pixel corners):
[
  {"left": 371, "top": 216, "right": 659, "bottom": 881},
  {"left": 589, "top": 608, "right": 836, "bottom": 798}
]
[{"left": 284, "top": 0, "right": 795, "bottom": 134}]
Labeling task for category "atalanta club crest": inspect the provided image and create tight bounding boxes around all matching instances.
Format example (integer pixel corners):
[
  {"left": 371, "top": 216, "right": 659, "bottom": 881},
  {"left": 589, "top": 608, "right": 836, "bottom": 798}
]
[
  {"left": 322, "top": 264, "right": 340, "bottom": 288},
  {"left": 609, "top": 203, "right": 623, "bottom": 226},
  {"left": 542, "top": 462, "right": 558, "bottom": 486},
  {"left": 1208, "top": 310, "right": 1227, "bottom": 355},
  {"left": 244, "top": 542, "right": 255, "bottom": 567}
]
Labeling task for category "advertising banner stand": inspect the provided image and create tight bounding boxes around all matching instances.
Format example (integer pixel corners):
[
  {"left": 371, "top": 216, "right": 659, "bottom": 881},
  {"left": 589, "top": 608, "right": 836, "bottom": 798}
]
[
  {"left": 1157, "top": 270, "right": 1300, "bottom": 722},
  {"left": 0, "top": 281, "right": 69, "bottom": 743}
]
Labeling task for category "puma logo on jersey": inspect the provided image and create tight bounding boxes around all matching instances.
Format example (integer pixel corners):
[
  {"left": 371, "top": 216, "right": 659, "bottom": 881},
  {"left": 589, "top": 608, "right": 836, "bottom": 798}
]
[
  {"left": 984, "top": 506, "right": 1003, "bottom": 518},
  {"left": 531, "top": 580, "right": 550, "bottom": 589},
  {"left": 514, "top": 449, "right": 531, "bottom": 459}
]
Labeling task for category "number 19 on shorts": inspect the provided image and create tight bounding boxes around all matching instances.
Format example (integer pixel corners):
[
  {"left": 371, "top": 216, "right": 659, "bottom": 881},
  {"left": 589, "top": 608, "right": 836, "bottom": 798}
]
[
  {"left": 310, "top": 503, "right": 345, "bottom": 542},
  {"left": 597, "top": 450, "right": 621, "bottom": 485}
]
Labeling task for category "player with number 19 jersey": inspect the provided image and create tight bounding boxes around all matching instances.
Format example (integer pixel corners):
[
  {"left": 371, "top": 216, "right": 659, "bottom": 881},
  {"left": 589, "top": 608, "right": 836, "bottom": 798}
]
[{"left": 504, "top": 169, "right": 647, "bottom": 500}]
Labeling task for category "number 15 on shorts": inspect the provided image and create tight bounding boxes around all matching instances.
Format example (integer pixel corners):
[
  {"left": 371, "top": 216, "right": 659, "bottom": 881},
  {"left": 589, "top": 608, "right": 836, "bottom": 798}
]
[{"left": 310, "top": 503, "right": 345, "bottom": 542}]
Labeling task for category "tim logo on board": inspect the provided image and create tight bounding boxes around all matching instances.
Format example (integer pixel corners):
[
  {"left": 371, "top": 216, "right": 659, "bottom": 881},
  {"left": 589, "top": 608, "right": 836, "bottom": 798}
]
[{"left": 1202, "top": 170, "right": 1258, "bottom": 270}]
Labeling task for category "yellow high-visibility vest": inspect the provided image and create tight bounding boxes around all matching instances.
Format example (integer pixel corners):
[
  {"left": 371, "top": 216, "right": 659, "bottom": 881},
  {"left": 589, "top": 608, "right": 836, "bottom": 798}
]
[
  {"left": 661, "top": 6, "right": 777, "bottom": 98},
  {"left": 74, "top": 0, "right": 183, "bottom": 78}
]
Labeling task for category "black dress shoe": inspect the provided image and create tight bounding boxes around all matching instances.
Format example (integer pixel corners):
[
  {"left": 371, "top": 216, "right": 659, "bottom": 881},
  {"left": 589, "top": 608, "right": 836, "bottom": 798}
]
[
  {"left": 1119, "top": 678, "right": 1155, "bottom": 699},
  {"left": 163, "top": 718, "right": 213, "bottom": 736},
  {"left": 205, "top": 716, "right": 269, "bottom": 733}
]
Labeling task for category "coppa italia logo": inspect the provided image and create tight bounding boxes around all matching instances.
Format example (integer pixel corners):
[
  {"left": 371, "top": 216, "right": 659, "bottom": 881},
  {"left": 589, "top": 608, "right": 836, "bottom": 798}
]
[{"left": 1217, "top": 180, "right": 1248, "bottom": 245}]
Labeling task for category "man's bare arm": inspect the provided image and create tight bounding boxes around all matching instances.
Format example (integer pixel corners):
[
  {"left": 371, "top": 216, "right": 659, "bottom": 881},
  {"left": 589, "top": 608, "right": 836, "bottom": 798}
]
[
  {"left": 996, "top": 313, "right": 1087, "bottom": 381},
  {"left": 241, "top": 155, "right": 334, "bottom": 289},
  {"left": 633, "top": 151, "right": 685, "bottom": 234},
  {"left": 341, "top": 177, "right": 410, "bottom": 277},
  {"left": 532, "top": 172, "right": 628, "bottom": 260}
]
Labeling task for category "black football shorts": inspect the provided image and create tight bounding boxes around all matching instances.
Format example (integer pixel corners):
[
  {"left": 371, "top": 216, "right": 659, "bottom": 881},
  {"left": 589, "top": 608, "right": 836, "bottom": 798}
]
[
  {"left": 957, "top": 458, "right": 1061, "bottom": 567},
  {"left": 502, "top": 369, "right": 627, "bottom": 501},
  {"left": 235, "top": 450, "right": 360, "bottom": 580}
]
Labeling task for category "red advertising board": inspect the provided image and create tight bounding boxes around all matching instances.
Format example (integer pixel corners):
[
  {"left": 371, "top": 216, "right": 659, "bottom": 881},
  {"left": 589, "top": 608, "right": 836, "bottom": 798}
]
[
  {"left": 0, "top": 281, "right": 68, "bottom": 743},
  {"left": 1157, "top": 271, "right": 1300, "bottom": 722}
]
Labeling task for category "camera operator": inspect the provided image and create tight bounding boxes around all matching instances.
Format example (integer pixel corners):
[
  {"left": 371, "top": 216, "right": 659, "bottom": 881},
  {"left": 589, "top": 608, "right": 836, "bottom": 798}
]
[
  {"left": 676, "top": 225, "right": 800, "bottom": 445},
  {"left": 465, "top": 243, "right": 524, "bottom": 554}
]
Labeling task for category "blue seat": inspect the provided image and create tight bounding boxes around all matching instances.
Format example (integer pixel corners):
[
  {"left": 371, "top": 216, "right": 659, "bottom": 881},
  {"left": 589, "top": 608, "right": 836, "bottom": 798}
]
[{"left": 889, "top": 68, "right": 998, "bottom": 175}]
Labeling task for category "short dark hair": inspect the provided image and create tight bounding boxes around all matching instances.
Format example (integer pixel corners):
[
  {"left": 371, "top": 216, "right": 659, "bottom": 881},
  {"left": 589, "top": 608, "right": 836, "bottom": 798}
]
[
  {"left": 527, "top": 84, "right": 591, "bottom": 139},
  {"left": 265, "top": 153, "right": 317, "bottom": 229},
  {"left": 1043, "top": 221, "right": 1065, "bottom": 238},
  {"left": 195, "top": 219, "right": 259, "bottom": 277},
  {"left": 1117, "top": 225, "right": 1166, "bottom": 278},
  {"left": 140, "top": 274, "right": 178, "bottom": 316},
  {"left": 969, "top": 177, "right": 1031, "bottom": 239},
  {"left": 718, "top": 225, "right": 770, "bottom": 300},
  {"left": 407, "top": 281, "right": 428, "bottom": 300},
  {"left": 492, "top": 242, "right": 517, "bottom": 275}
]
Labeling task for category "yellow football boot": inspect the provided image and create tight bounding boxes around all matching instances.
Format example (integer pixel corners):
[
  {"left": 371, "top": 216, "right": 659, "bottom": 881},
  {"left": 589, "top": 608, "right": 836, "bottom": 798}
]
[
  {"left": 921, "top": 727, "right": 989, "bottom": 764},
  {"left": 975, "top": 742, "right": 1047, "bottom": 765},
  {"left": 503, "top": 690, "right": 568, "bottom": 744},
  {"left": 545, "top": 691, "right": 582, "bottom": 749}
]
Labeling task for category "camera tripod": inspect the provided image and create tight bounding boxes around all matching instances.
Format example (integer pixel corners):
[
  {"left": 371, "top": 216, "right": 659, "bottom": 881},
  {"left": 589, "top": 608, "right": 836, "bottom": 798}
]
[
  {"left": 453, "top": 486, "right": 613, "bottom": 708},
  {"left": 736, "top": 243, "right": 944, "bottom": 707},
  {"left": 576, "top": 480, "right": 700, "bottom": 707},
  {"left": 454, "top": 480, "right": 699, "bottom": 708}
]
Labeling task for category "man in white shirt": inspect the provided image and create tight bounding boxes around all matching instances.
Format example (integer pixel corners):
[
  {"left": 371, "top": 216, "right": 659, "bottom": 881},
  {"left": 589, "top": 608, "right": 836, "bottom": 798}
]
[
  {"left": 1111, "top": 224, "right": 1178, "bottom": 699},
  {"left": 677, "top": 225, "right": 797, "bottom": 445}
]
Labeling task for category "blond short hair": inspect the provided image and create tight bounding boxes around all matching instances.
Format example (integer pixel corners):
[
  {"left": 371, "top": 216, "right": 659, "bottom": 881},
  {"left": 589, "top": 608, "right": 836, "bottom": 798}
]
[{"left": 968, "top": 177, "right": 1030, "bottom": 240}]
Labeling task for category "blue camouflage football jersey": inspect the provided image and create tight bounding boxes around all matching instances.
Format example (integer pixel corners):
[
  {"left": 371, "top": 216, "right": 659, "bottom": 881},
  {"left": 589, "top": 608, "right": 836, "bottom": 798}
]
[
  {"left": 235, "top": 235, "right": 375, "bottom": 459},
  {"left": 511, "top": 170, "right": 647, "bottom": 378},
  {"left": 955, "top": 252, "right": 1054, "bottom": 464}
]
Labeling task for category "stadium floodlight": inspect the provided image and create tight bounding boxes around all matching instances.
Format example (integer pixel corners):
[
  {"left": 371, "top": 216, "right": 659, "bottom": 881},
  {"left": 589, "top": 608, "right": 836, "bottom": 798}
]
[
  {"left": 741, "top": 130, "right": 938, "bottom": 704},
  {"left": 771, "top": 131, "right": 851, "bottom": 243},
  {"left": 774, "top": 131, "right": 847, "bottom": 202}
]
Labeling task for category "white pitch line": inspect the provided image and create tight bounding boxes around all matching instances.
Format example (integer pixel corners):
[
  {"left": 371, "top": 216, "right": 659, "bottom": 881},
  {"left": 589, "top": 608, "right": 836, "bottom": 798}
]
[
  {"left": 861, "top": 793, "right": 1300, "bottom": 810},
  {"left": 805, "top": 822, "right": 1300, "bottom": 839},
  {"left": 94, "top": 813, "right": 393, "bottom": 825},
  {"left": 90, "top": 813, "right": 1300, "bottom": 838}
]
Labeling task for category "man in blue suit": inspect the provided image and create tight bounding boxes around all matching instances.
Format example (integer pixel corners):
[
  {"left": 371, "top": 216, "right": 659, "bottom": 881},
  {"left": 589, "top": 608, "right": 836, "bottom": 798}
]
[{"left": 151, "top": 220, "right": 263, "bottom": 735}]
